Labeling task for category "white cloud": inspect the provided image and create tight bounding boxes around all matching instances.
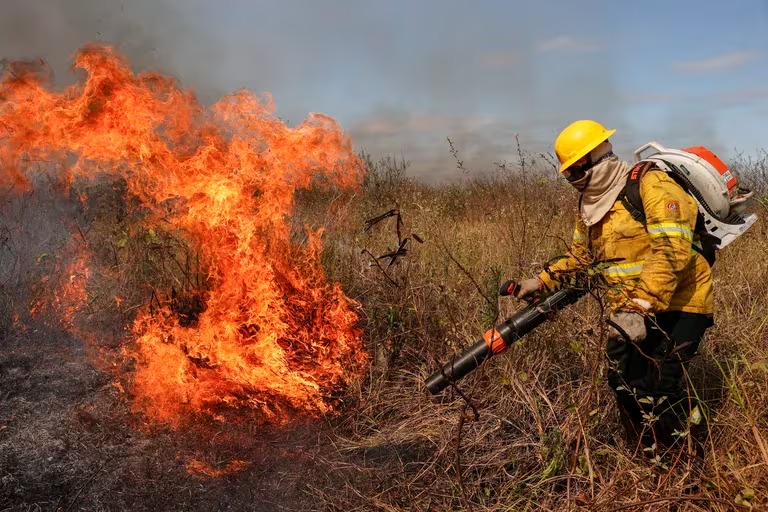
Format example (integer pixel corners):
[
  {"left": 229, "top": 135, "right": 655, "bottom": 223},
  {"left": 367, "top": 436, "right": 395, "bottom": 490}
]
[
  {"left": 623, "top": 92, "right": 694, "bottom": 105},
  {"left": 536, "top": 36, "right": 604, "bottom": 53},
  {"left": 674, "top": 51, "right": 759, "bottom": 73}
]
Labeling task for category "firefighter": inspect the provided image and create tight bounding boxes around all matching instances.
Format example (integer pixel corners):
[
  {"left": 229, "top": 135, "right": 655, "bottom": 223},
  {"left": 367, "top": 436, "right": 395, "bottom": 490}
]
[{"left": 513, "top": 120, "right": 714, "bottom": 455}]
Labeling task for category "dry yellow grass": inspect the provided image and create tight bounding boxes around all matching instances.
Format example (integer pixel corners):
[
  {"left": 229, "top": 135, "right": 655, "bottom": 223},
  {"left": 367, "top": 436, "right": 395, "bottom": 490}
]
[{"left": 303, "top": 153, "right": 768, "bottom": 511}]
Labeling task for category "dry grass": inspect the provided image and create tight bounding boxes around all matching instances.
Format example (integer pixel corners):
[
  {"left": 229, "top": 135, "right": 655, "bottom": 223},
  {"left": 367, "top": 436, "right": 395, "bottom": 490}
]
[
  {"left": 302, "top": 152, "right": 768, "bottom": 512},
  {"left": 1, "top": 150, "right": 767, "bottom": 511}
]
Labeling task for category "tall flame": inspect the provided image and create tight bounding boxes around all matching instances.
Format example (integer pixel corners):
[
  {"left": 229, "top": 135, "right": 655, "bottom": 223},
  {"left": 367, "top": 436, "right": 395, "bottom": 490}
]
[{"left": 1, "top": 45, "right": 367, "bottom": 426}]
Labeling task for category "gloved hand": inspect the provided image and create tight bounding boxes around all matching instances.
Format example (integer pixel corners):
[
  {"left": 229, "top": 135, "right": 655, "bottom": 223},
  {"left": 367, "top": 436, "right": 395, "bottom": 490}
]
[
  {"left": 499, "top": 278, "right": 542, "bottom": 300},
  {"left": 607, "top": 310, "right": 647, "bottom": 343}
]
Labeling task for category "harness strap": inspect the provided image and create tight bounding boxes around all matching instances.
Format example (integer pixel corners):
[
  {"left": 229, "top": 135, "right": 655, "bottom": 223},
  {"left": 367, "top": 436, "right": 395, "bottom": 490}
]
[
  {"left": 618, "top": 160, "right": 716, "bottom": 266},
  {"left": 617, "top": 161, "right": 653, "bottom": 223}
]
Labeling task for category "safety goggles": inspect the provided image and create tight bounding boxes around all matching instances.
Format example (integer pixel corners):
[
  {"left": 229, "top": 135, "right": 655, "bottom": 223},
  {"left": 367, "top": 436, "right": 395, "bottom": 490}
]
[
  {"left": 563, "top": 150, "right": 615, "bottom": 182},
  {"left": 564, "top": 166, "right": 587, "bottom": 183}
]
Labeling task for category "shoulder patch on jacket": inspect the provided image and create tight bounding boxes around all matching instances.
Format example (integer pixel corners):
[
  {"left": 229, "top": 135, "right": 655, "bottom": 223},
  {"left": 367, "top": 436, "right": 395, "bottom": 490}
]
[{"left": 665, "top": 200, "right": 681, "bottom": 218}]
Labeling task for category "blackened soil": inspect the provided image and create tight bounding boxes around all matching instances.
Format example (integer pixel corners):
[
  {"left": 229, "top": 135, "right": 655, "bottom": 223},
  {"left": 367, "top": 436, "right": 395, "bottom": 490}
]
[{"left": 0, "top": 325, "right": 334, "bottom": 512}]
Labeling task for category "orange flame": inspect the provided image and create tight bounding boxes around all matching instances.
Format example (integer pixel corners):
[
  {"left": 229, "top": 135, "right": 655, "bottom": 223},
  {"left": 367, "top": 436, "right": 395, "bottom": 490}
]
[
  {"left": 30, "top": 244, "right": 91, "bottom": 333},
  {"left": 184, "top": 459, "right": 251, "bottom": 478},
  {"left": 2, "top": 45, "right": 366, "bottom": 426}
]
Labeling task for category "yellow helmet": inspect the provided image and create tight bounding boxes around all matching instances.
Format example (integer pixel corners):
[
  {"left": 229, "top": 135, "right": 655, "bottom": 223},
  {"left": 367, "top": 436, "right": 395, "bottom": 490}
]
[{"left": 555, "top": 120, "right": 616, "bottom": 173}]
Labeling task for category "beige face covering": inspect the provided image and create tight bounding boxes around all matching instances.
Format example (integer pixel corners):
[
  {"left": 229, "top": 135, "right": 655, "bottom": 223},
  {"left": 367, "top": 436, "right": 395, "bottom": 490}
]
[{"left": 577, "top": 154, "right": 631, "bottom": 227}]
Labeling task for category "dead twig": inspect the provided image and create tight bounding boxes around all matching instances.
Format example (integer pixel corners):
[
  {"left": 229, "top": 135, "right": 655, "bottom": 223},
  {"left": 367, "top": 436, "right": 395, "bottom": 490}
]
[
  {"left": 435, "top": 237, "right": 496, "bottom": 314},
  {"left": 361, "top": 248, "right": 398, "bottom": 287},
  {"left": 361, "top": 208, "right": 424, "bottom": 283},
  {"left": 442, "top": 367, "right": 480, "bottom": 421},
  {"left": 447, "top": 137, "right": 469, "bottom": 175},
  {"left": 363, "top": 208, "right": 399, "bottom": 234},
  {"left": 380, "top": 238, "right": 409, "bottom": 269}
]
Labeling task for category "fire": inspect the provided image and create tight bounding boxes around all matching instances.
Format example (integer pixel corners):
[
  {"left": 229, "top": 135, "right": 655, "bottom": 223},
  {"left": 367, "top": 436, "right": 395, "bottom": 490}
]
[
  {"left": 30, "top": 245, "right": 91, "bottom": 333},
  {"left": 1, "top": 45, "right": 367, "bottom": 426},
  {"left": 184, "top": 459, "right": 251, "bottom": 478}
]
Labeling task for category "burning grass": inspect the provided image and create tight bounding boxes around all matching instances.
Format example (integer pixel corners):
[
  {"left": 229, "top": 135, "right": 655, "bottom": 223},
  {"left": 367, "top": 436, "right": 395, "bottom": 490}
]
[
  {"left": 0, "top": 44, "right": 367, "bottom": 428},
  {"left": 1, "top": 47, "right": 768, "bottom": 511}
]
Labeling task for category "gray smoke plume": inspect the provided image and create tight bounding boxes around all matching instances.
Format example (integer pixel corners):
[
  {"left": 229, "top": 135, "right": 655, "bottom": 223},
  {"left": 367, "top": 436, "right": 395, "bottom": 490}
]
[
  {"left": 0, "top": 0, "right": 228, "bottom": 102},
  {"left": 1, "top": 1, "right": 157, "bottom": 70}
]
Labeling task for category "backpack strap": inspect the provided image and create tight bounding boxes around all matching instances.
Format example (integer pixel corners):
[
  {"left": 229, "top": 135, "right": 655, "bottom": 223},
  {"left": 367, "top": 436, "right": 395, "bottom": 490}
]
[
  {"left": 694, "top": 215, "right": 718, "bottom": 266},
  {"left": 618, "top": 160, "right": 655, "bottom": 223},
  {"left": 618, "top": 160, "right": 716, "bottom": 266}
]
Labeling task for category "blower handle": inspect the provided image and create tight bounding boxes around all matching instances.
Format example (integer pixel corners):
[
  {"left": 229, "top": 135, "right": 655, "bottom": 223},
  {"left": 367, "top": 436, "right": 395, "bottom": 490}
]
[{"left": 632, "top": 141, "right": 668, "bottom": 163}]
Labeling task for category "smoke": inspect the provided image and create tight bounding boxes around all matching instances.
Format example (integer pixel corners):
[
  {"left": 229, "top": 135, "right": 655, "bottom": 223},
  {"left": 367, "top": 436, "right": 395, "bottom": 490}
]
[
  {"left": 351, "top": 41, "right": 627, "bottom": 182},
  {"left": 661, "top": 104, "right": 723, "bottom": 156},
  {"left": 0, "top": 0, "right": 631, "bottom": 182},
  {"left": 1, "top": 1, "right": 150, "bottom": 68},
  {"left": 0, "top": 0, "right": 230, "bottom": 102},
  {"left": 335, "top": 1, "right": 628, "bottom": 181}
]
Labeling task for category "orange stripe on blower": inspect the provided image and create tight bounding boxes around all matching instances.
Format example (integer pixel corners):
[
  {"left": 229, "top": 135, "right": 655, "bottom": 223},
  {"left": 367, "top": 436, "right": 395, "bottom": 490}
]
[
  {"left": 684, "top": 145, "right": 737, "bottom": 192},
  {"left": 483, "top": 328, "right": 507, "bottom": 354}
]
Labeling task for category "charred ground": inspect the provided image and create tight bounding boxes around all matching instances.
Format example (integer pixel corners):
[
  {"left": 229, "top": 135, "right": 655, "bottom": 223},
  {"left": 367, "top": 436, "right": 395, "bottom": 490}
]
[{"left": 0, "top": 325, "right": 329, "bottom": 511}]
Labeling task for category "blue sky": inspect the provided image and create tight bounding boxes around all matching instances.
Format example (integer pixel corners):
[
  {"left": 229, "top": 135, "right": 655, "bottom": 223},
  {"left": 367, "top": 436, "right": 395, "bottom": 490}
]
[{"left": 2, "top": 0, "right": 767, "bottom": 181}]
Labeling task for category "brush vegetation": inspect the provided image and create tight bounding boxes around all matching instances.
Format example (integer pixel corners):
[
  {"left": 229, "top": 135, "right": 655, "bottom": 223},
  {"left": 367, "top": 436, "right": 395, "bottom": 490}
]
[{"left": 1, "top": 148, "right": 767, "bottom": 511}]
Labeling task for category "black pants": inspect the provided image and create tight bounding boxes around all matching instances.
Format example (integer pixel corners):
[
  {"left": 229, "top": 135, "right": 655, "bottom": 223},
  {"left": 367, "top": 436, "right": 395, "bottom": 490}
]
[{"left": 605, "top": 311, "right": 713, "bottom": 451}]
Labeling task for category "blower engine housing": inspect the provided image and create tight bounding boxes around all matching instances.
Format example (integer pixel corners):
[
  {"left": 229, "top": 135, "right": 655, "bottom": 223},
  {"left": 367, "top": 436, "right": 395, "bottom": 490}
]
[{"left": 633, "top": 142, "right": 757, "bottom": 249}]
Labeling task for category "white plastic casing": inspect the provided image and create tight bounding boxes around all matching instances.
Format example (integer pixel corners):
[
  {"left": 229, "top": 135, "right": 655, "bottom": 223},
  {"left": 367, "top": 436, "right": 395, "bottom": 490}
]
[{"left": 633, "top": 141, "right": 757, "bottom": 249}]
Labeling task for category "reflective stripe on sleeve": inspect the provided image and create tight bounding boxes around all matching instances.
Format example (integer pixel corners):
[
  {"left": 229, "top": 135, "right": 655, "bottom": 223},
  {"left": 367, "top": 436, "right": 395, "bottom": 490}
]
[
  {"left": 603, "top": 261, "right": 644, "bottom": 278},
  {"left": 646, "top": 222, "right": 694, "bottom": 242}
]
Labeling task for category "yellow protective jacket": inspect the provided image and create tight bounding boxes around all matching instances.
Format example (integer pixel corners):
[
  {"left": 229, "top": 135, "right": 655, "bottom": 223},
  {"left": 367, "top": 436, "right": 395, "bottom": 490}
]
[{"left": 539, "top": 170, "right": 714, "bottom": 314}]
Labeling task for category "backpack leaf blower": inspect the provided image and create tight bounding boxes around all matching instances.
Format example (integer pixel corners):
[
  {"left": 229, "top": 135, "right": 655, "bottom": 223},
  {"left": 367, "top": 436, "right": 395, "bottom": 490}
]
[
  {"left": 425, "top": 287, "right": 584, "bottom": 395},
  {"left": 632, "top": 142, "right": 757, "bottom": 249}
]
